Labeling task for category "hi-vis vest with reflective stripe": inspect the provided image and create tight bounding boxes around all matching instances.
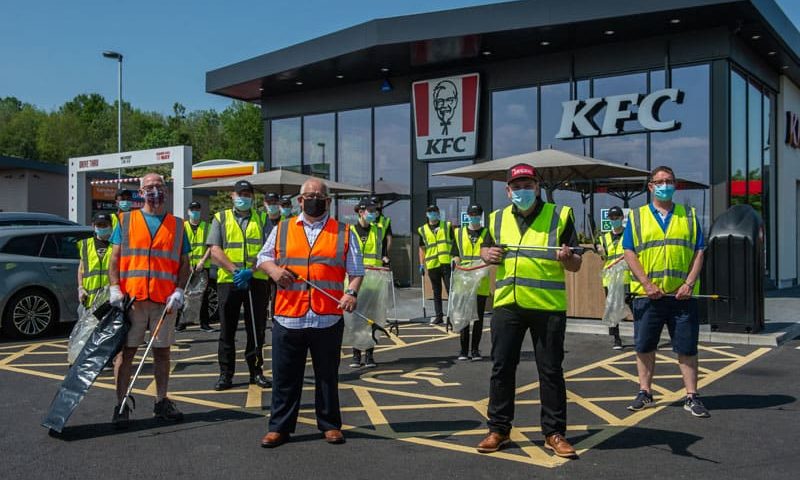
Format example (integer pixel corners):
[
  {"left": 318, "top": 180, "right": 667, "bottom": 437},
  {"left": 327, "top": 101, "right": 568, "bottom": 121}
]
[
  {"left": 111, "top": 213, "right": 120, "bottom": 231},
  {"left": 489, "top": 204, "right": 572, "bottom": 312},
  {"left": 185, "top": 220, "right": 211, "bottom": 268},
  {"left": 351, "top": 223, "right": 384, "bottom": 267},
  {"left": 215, "top": 209, "right": 267, "bottom": 284},
  {"left": 455, "top": 226, "right": 491, "bottom": 296},
  {"left": 259, "top": 212, "right": 287, "bottom": 237},
  {"left": 628, "top": 204, "right": 700, "bottom": 296},
  {"left": 600, "top": 231, "right": 630, "bottom": 287},
  {"left": 79, "top": 237, "right": 111, "bottom": 307},
  {"left": 274, "top": 217, "right": 349, "bottom": 317},
  {"left": 377, "top": 215, "right": 391, "bottom": 234},
  {"left": 418, "top": 221, "right": 453, "bottom": 269},
  {"left": 119, "top": 210, "right": 184, "bottom": 304}
]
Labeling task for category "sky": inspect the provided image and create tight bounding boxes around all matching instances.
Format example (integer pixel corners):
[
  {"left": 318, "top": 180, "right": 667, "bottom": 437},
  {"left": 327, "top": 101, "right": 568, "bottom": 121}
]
[{"left": 2, "top": 0, "right": 799, "bottom": 115}]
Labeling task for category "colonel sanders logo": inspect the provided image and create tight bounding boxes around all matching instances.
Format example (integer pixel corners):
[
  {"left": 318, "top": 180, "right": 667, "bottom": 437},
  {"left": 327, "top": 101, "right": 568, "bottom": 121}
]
[{"left": 433, "top": 80, "right": 458, "bottom": 135}]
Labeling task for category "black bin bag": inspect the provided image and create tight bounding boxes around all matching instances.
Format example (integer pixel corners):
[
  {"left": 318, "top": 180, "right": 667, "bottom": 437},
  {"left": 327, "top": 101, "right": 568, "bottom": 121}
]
[{"left": 41, "top": 299, "right": 132, "bottom": 433}]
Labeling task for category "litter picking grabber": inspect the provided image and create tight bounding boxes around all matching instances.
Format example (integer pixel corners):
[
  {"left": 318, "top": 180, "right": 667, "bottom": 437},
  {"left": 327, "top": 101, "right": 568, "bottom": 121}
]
[
  {"left": 291, "top": 272, "right": 393, "bottom": 343},
  {"left": 420, "top": 270, "right": 428, "bottom": 320},
  {"left": 498, "top": 244, "right": 586, "bottom": 254},
  {"left": 627, "top": 293, "right": 732, "bottom": 302},
  {"left": 246, "top": 287, "right": 260, "bottom": 360},
  {"left": 119, "top": 270, "right": 193, "bottom": 415}
]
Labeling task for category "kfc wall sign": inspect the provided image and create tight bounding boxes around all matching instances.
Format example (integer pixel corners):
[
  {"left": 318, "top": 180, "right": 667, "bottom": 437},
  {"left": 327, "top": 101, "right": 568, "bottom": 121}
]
[{"left": 412, "top": 73, "right": 480, "bottom": 161}]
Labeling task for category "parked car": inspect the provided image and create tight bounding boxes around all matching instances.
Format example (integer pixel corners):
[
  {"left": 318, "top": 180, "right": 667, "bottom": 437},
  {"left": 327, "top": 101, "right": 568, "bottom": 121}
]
[
  {"left": 0, "top": 225, "right": 92, "bottom": 338},
  {"left": 0, "top": 212, "right": 77, "bottom": 227}
]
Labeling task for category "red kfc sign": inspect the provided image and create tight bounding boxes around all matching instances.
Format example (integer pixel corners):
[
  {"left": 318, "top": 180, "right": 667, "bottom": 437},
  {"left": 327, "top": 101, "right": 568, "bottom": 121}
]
[{"left": 412, "top": 73, "right": 480, "bottom": 161}]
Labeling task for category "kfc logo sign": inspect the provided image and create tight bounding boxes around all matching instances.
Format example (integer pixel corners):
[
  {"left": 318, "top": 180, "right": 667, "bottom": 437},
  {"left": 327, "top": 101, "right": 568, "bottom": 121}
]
[
  {"left": 787, "top": 111, "right": 800, "bottom": 149},
  {"left": 413, "top": 73, "right": 480, "bottom": 161}
]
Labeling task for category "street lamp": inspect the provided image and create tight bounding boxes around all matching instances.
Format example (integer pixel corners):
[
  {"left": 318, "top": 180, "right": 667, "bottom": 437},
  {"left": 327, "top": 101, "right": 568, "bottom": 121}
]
[
  {"left": 102, "top": 50, "right": 123, "bottom": 180},
  {"left": 316, "top": 142, "right": 326, "bottom": 165}
]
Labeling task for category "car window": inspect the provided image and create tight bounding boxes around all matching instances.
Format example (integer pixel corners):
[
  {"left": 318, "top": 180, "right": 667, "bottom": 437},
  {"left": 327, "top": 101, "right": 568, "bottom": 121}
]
[
  {"left": 42, "top": 233, "right": 90, "bottom": 259},
  {"left": 0, "top": 234, "right": 46, "bottom": 256}
]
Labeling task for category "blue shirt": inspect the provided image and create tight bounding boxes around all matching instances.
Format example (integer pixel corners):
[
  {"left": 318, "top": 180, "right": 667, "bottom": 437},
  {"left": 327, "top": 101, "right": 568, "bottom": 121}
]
[
  {"left": 623, "top": 203, "right": 704, "bottom": 251},
  {"left": 110, "top": 211, "right": 191, "bottom": 255},
  {"left": 257, "top": 213, "right": 364, "bottom": 329}
]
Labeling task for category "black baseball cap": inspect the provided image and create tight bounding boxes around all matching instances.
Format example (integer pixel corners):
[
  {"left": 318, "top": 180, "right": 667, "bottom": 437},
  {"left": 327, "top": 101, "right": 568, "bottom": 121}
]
[
  {"left": 370, "top": 196, "right": 382, "bottom": 204},
  {"left": 115, "top": 189, "right": 132, "bottom": 199},
  {"left": 279, "top": 195, "right": 292, "bottom": 207},
  {"left": 608, "top": 206, "right": 624, "bottom": 218},
  {"left": 264, "top": 193, "right": 279, "bottom": 202},
  {"left": 92, "top": 213, "right": 112, "bottom": 225},
  {"left": 467, "top": 204, "right": 483, "bottom": 215},
  {"left": 426, "top": 204, "right": 439, "bottom": 212},
  {"left": 188, "top": 201, "right": 202, "bottom": 210},
  {"left": 233, "top": 180, "right": 254, "bottom": 193}
]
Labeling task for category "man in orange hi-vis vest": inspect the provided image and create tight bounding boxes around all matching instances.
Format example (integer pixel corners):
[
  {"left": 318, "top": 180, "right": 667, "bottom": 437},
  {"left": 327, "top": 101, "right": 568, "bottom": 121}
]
[
  {"left": 256, "top": 178, "right": 364, "bottom": 449},
  {"left": 108, "top": 172, "right": 191, "bottom": 429}
]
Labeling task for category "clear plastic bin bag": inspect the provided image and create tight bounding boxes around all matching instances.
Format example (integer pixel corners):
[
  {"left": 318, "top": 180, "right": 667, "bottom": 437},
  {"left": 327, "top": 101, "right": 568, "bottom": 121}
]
[
  {"left": 67, "top": 287, "right": 110, "bottom": 364},
  {"left": 448, "top": 263, "right": 491, "bottom": 333},
  {"left": 602, "top": 261, "right": 629, "bottom": 327},
  {"left": 343, "top": 268, "right": 392, "bottom": 350},
  {"left": 180, "top": 271, "right": 209, "bottom": 327}
]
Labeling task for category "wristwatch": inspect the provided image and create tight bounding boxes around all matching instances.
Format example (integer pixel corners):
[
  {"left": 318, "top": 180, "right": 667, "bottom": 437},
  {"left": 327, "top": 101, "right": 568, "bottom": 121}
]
[{"left": 344, "top": 288, "right": 358, "bottom": 298}]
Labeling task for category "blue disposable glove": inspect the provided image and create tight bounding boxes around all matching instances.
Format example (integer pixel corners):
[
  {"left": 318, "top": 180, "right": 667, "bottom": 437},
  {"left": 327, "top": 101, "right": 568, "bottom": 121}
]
[
  {"left": 419, "top": 265, "right": 425, "bottom": 276},
  {"left": 233, "top": 268, "right": 253, "bottom": 290}
]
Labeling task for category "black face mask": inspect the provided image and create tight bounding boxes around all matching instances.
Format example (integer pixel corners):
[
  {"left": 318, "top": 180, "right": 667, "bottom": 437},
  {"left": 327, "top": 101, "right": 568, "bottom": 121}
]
[{"left": 303, "top": 198, "right": 327, "bottom": 217}]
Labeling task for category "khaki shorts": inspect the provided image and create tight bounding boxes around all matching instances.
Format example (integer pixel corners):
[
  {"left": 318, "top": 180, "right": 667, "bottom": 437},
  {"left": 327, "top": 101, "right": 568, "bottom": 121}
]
[{"left": 126, "top": 300, "right": 176, "bottom": 348}]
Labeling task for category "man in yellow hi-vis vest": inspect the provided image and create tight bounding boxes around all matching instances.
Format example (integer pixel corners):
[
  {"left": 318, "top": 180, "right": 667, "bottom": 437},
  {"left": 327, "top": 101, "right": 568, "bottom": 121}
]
[
  {"left": 207, "top": 180, "right": 271, "bottom": 391},
  {"left": 477, "top": 164, "right": 582, "bottom": 459},
  {"left": 182, "top": 201, "right": 214, "bottom": 332},
  {"left": 622, "top": 166, "right": 708, "bottom": 418},
  {"left": 599, "top": 205, "right": 628, "bottom": 350},
  {"left": 77, "top": 213, "right": 113, "bottom": 307},
  {"left": 418, "top": 204, "right": 458, "bottom": 325}
]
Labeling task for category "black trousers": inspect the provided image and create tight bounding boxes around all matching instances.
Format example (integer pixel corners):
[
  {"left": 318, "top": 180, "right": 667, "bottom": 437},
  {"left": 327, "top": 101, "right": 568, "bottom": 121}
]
[
  {"left": 217, "top": 278, "right": 268, "bottom": 378},
  {"left": 487, "top": 305, "right": 567, "bottom": 437},
  {"left": 269, "top": 319, "right": 344, "bottom": 433},
  {"left": 266, "top": 278, "right": 277, "bottom": 321},
  {"left": 460, "top": 294, "right": 488, "bottom": 354},
  {"left": 427, "top": 265, "right": 451, "bottom": 319},
  {"left": 199, "top": 274, "right": 216, "bottom": 327}
]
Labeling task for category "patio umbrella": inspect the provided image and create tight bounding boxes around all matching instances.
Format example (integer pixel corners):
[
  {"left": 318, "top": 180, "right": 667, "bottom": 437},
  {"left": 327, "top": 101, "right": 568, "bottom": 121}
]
[
  {"left": 563, "top": 176, "right": 709, "bottom": 208},
  {"left": 185, "top": 168, "right": 370, "bottom": 195},
  {"left": 338, "top": 178, "right": 411, "bottom": 208}
]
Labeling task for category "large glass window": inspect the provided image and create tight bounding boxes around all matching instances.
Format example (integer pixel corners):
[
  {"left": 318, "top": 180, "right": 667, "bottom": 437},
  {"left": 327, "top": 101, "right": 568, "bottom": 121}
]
[
  {"left": 541, "top": 82, "right": 589, "bottom": 155},
  {"left": 592, "top": 72, "right": 648, "bottom": 170},
  {"left": 491, "top": 87, "right": 537, "bottom": 210},
  {"left": 748, "top": 83, "right": 763, "bottom": 212},
  {"left": 428, "top": 160, "right": 472, "bottom": 187},
  {"left": 337, "top": 108, "right": 372, "bottom": 190},
  {"left": 270, "top": 117, "right": 301, "bottom": 171},
  {"left": 730, "top": 71, "right": 748, "bottom": 207},
  {"left": 303, "top": 113, "right": 335, "bottom": 180},
  {"left": 375, "top": 104, "right": 411, "bottom": 234}
]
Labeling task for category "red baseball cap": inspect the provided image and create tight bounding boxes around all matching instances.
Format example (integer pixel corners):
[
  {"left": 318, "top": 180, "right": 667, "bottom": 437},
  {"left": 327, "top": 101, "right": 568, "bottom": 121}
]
[{"left": 507, "top": 163, "right": 537, "bottom": 183}]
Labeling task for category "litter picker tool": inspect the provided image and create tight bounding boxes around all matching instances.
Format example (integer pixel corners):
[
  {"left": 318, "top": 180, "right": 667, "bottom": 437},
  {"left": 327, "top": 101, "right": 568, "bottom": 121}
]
[
  {"left": 498, "top": 244, "right": 586, "bottom": 254},
  {"left": 627, "top": 293, "right": 732, "bottom": 302},
  {"left": 367, "top": 266, "right": 400, "bottom": 335},
  {"left": 119, "top": 270, "right": 194, "bottom": 415}
]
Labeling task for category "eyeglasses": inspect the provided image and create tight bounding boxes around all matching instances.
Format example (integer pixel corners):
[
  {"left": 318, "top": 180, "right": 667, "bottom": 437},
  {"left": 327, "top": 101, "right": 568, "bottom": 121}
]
[
  {"left": 300, "top": 193, "right": 328, "bottom": 200},
  {"left": 650, "top": 179, "right": 675, "bottom": 186}
]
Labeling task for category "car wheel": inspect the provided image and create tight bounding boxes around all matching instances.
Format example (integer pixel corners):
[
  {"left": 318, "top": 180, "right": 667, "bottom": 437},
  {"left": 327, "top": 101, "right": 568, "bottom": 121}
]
[
  {"left": 2, "top": 288, "right": 58, "bottom": 339},
  {"left": 206, "top": 287, "right": 219, "bottom": 322}
]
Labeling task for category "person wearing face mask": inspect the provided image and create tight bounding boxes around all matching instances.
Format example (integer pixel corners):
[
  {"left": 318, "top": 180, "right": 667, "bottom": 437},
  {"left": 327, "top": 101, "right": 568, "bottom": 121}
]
[
  {"left": 111, "top": 189, "right": 134, "bottom": 231},
  {"left": 599, "top": 206, "right": 629, "bottom": 350},
  {"left": 256, "top": 178, "right": 364, "bottom": 448},
  {"left": 348, "top": 199, "right": 387, "bottom": 368},
  {"left": 453, "top": 204, "right": 490, "bottom": 361},
  {"left": 107, "top": 172, "right": 192, "bottom": 428},
  {"left": 477, "top": 163, "right": 582, "bottom": 458},
  {"left": 370, "top": 196, "right": 393, "bottom": 266},
  {"left": 622, "top": 166, "right": 708, "bottom": 418},
  {"left": 77, "top": 213, "right": 114, "bottom": 308},
  {"left": 279, "top": 195, "right": 294, "bottom": 219},
  {"left": 206, "top": 180, "right": 271, "bottom": 391},
  {"left": 418, "top": 205, "right": 458, "bottom": 326},
  {"left": 179, "top": 201, "right": 215, "bottom": 333}
]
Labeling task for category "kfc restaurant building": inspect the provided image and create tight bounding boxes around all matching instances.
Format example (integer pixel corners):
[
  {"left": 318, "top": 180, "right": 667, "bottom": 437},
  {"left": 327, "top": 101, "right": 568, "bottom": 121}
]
[{"left": 207, "top": 0, "right": 800, "bottom": 288}]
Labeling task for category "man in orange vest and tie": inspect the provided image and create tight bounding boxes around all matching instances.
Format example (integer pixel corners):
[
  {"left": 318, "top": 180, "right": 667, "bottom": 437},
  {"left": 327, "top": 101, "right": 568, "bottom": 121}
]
[
  {"left": 108, "top": 172, "right": 191, "bottom": 429},
  {"left": 256, "top": 178, "right": 364, "bottom": 448}
]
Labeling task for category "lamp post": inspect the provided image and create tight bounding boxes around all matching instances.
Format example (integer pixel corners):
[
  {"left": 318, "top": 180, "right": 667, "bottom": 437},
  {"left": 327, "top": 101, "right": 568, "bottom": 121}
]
[
  {"left": 102, "top": 50, "right": 123, "bottom": 181},
  {"left": 316, "top": 142, "right": 326, "bottom": 165}
]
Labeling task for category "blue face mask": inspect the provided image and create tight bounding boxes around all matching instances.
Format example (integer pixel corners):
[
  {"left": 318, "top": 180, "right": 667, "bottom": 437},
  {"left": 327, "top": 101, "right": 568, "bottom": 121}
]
[
  {"left": 234, "top": 196, "right": 253, "bottom": 211},
  {"left": 365, "top": 212, "right": 378, "bottom": 223},
  {"left": 188, "top": 210, "right": 201, "bottom": 222},
  {"left": 468, "top": 215, "right": 482, "bottom": 226},
  {"left": 610, "top": 219, "right": 623, "bottom": 230},
  {"left": 653, "top": 183, "right": 676, "bottom": 201},
  {"left": 280, "top": 207, "right": 292, "bottom": 217},
  {"left": 117, "top": 200, "right": 132, "bottom": 212},
  {"left": 266, "top": 204, "right": 280, "bottom": 215},
  {"left": 95, "top": 226, "right": 112, "bottom": 239},
  {"left": 427, "top": 212, "right": 440, "bottom": 222},
  {"left": 510, "top": 188, "right": 536, "bottom": 211}
]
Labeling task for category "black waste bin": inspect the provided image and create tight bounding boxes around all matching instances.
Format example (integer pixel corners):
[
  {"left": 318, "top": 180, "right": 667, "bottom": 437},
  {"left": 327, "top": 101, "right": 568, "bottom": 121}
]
[{"left": 703, "top": 205, "right": 765, "bottom": 333}]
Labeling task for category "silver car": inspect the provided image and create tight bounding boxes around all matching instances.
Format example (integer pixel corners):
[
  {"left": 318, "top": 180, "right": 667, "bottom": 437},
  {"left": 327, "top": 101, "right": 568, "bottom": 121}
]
[{"left": 0, "top": 225, "right": 93, "bottom": 338}]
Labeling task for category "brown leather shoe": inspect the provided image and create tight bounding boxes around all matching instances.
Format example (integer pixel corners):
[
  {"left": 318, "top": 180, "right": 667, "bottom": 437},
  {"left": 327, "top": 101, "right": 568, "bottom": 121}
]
[
  {"left": 544, "top": 433, "right": 577, "bottom": 458},
  {"left": 323, "top": 429, "right": 345, "bottom": 444},
  {"left": 261, "top": 432, "right": 289, "bottom": 448},
  {"left": 476, "top": 432, "right": 511, "bottom": 453}
]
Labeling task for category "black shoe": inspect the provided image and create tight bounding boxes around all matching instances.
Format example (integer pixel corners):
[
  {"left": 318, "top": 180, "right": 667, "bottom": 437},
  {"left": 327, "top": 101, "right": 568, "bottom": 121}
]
[
  {"left": 430, "top": 317, "right": 444, "bottom": 325},
  {"left": 612, "top": 335, "right": 623, "bottom": 350},
  {"left": 250, "top": 374, "right": 272, "bottom": 388},
  {"left": 214, "top": 375, "right": 233, "bottom": 391},
  {"left": 199, "top": 324, "right": 217, "bottom": 333},
  {"left": 112, "top": 396, "right": 134, "bottom": 429},
  {"left": 363, "top": 353, "right": 377, "bottom": 368},
  {"left": 175, "top": 323, "right": 187, "bottom": 332},
  {"left": 349, "top": 352, "right": 362, "bottom": 368},
  {"left": 471, "top": 350, "right": 483, "bottom": 361},
  {"left": 457, "top": 352, "right": 470, "bottom": 361},
  {"left": 153, "top": 397, "right": 184, "bottom": 422}
]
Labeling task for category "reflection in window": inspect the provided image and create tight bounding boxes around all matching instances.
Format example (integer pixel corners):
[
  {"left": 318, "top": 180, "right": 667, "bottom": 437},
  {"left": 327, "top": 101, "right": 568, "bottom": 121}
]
[
  {"left": 375, "top": 104, "right": 411, "bottom": 192},
  {"left": 748, "top": 83, "right": 763, "bottom": 213},
  {"left": 730, "top": 71, "right": 747, "bottom": 207},
  {"left": 271, "top": 117, "right": 301, "bottom": 172},
  {"left": 303, "top": 113, "right": 335, "bottom": 180},
  {"left": 428, "top": 160, "right": 472, "bottom": 187},
  {"left": 541, "top": 82, "right": 589, "bottom": 154},
  {"left": 338, "top": 109, "right": 372, "bottom": 189},
  {"left": 592, "top": 72, "right": 648, "bottom": 170},
  {"left": 491, "top": 87, "right": 537, "bottom": 210}
]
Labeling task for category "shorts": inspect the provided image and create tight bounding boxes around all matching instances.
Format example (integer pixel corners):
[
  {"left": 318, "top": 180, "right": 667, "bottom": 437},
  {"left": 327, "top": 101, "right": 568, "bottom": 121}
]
[
  {"left": 632, "top": 297, "right": 699, "bottom": 356},
  {"left": 126, "top": 299, "right": 176, "bottom": 348}
]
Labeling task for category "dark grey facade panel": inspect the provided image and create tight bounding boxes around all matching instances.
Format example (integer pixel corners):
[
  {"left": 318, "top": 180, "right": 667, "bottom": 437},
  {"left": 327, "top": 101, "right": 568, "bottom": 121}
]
[
  {"left": 729, "top": 34, "right": 781, "bottom": 91},
  {"left": 710, "top": 59, "right": 731, "bottom": 220}
]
